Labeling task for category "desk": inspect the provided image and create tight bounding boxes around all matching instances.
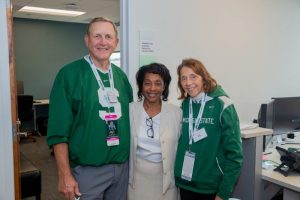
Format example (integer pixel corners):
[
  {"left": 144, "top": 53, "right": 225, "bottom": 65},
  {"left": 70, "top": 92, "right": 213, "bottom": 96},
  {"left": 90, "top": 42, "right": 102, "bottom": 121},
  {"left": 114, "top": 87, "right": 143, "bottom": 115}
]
[
  {"left": 33, "top": 99, "right": 49, "bottom": 106},
  {"left": 232, "top": 127, "right": 273, "bottom": 200},
  {"left": 262, "top": 143, "right": 300, "bottom": 200},
  {"left": 33, "top": 99, "right": 49, "bottom": 134}
]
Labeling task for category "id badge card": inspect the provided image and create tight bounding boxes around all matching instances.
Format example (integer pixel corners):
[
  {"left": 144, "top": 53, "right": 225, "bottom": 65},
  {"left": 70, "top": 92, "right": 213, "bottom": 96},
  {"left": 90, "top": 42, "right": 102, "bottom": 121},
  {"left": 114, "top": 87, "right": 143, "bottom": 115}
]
[
  {"left": 181, "top": 151, "right": 195, "bottom": 181},
  {"left": 104, "top": 113, "right": 119, "bottom": 146},
  {"left": 98, "top": 88, "right": 110, "bottom": 107},
  {"left": 107, "top": 90, "right": 118, "bottom": 103},
  {"left": 192, "top": 128, "right": 207, "bottom": 143}
]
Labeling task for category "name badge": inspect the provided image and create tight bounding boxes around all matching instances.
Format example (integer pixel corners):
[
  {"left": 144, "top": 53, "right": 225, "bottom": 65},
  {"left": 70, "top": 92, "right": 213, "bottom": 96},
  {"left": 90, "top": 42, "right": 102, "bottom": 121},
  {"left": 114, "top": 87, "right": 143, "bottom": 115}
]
[
  {"left": 192, "top": 128, "right": 207, "bottom": 143},
  {"left": 107, "top": 90, "right": 118, "bottom": 103},
  {"left": 181, "top": 151, "right": 195, "bottom": 181},
  {"left": 98, "top": 88, "right": 110, "bottom": 107},
  {"left": 106, "top": 120, "right": 119, "bottom": 146},
  {"left": 104, "top": 113, "right": 119, "bottom": 146}
]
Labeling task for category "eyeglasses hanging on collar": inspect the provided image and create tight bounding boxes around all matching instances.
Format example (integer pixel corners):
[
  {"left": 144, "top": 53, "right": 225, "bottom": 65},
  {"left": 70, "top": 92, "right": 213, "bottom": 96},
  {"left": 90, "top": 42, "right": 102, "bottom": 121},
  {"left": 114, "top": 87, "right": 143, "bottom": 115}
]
[{"left": 146, "top": 117, "right": 154, "bottom": 138}]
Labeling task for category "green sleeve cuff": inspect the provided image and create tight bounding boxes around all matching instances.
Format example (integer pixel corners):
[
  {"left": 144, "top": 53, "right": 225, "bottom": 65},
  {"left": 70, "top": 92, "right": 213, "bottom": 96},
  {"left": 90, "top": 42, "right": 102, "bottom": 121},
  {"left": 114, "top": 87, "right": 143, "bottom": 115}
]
[{"left": 46, "top": 136, "right": 69, "bottom": 148}]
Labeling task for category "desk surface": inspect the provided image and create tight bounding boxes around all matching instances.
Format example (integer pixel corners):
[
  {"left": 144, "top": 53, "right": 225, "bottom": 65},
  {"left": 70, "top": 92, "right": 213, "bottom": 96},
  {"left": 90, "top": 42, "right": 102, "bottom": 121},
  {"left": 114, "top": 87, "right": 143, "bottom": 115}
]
[
  {"left": 241, "top": 127, "right": 273, "bottom": 139},
  {"left": 33, "top": 99, "right": 49, "bottom": 105},
  {"left": 262, "top": 143, "right": 300, "bottom": 193}
]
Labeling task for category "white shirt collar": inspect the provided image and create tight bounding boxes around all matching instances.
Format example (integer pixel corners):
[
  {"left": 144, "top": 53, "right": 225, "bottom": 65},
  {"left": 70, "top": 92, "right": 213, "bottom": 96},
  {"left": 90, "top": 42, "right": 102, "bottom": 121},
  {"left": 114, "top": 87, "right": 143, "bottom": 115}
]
[{"left": 192, "top": 92, "right": 205, "bottom": 103}]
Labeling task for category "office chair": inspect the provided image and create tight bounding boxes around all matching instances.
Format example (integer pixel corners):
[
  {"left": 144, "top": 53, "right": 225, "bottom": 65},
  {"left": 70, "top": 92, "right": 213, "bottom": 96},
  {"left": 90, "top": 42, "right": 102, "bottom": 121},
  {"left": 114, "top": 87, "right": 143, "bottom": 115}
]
[{"left": 17, "top": 94, "right": 36, "bottom": 143}]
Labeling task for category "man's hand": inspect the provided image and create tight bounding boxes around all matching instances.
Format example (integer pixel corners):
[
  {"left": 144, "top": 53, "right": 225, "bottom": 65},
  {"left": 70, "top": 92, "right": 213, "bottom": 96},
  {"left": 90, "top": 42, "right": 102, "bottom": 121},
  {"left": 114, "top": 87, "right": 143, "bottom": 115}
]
[
  {"left": 215, "top": 195, "right": 223, "bottom": 200},
  {"left": 53, "top": 143, "right": 81, "bottom": 200},
  {"left": 58, "top": 173, "right": 81, "bottom": 200}
]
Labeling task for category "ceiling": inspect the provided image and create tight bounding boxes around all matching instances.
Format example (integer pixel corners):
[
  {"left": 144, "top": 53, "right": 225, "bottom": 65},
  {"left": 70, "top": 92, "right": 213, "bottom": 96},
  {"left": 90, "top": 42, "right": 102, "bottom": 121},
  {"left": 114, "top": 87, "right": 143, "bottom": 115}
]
[{"left": 12, "top": 0, "right": 120, "bottom": 24}]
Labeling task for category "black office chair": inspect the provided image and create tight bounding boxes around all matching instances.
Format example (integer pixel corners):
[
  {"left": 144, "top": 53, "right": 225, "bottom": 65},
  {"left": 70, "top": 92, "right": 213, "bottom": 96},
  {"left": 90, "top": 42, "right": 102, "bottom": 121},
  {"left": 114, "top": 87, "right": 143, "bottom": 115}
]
[{"left": 17, "top": 94, "right": 36, "bottom": 142}]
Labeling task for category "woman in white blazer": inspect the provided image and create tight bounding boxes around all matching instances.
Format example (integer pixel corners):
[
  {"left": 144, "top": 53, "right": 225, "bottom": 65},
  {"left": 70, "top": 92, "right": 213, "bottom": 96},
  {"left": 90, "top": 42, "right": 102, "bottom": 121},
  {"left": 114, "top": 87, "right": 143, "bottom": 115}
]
[{"left": 128, "top": 63, "right": 182, "bottom": 200}]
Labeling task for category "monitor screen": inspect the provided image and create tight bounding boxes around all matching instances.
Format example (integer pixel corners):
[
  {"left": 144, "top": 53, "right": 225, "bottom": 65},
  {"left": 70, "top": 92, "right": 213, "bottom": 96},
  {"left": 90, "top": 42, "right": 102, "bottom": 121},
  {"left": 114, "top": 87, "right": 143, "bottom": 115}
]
[{"left": 259, "top": 97, "right": 300, "bottom": 135}]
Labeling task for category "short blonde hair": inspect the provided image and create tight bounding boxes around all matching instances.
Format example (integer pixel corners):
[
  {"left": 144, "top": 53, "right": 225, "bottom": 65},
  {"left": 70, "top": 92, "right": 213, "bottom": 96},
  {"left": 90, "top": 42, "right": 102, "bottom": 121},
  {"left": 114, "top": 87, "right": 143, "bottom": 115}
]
[{"left": 86, "top": 17, "right": 118, "bottom": 38}]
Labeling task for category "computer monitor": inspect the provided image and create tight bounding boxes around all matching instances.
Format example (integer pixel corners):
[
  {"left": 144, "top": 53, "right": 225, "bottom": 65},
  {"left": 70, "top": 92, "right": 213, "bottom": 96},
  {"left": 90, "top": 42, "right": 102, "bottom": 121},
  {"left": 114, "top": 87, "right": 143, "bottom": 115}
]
[
  {"left": 258, "top": 101, "right": 272, "bottom": 128},
  {"left": 258, "top": 97, "right": 300, "bottom": 135},
  {"left": 271, "top": 97, "right": 300, "bottom": 135},
  {"left": 258, "top": 97, "right": 300, "bottom": 150}
]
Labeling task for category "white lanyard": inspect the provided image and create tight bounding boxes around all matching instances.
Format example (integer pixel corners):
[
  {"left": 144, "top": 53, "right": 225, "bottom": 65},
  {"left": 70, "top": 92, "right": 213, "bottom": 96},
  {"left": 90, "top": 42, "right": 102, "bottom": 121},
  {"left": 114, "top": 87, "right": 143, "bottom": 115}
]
[
  {"left": 188, "top": 94, "right": 207, "bottom": 145},
  {"left": 86, "top": 55, "right": 115, "bottom": 91}
]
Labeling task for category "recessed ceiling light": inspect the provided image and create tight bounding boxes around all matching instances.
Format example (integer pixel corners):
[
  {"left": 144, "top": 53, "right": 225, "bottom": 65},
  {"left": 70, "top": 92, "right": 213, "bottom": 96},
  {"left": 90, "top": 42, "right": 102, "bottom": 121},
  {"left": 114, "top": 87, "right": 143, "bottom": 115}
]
[
  {"left": 19, "top": 6, "right": 85, "bottom": 17},
  {"left": 64, "top": 3, "right": 79, "bottom": 10}
]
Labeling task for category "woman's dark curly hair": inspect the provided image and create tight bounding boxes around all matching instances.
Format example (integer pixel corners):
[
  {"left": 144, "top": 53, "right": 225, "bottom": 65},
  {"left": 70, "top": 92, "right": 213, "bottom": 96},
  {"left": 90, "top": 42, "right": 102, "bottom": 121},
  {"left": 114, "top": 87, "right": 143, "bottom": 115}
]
[{"left": 136, "top": 63, "right": 171, "bottom": 101}]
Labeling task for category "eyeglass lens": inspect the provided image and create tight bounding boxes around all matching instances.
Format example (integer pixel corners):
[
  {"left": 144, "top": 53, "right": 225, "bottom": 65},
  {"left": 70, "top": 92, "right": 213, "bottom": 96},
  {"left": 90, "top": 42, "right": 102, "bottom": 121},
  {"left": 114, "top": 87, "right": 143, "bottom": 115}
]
[{"left": 146, "top": 117, "right": 154, "bottom": 138}]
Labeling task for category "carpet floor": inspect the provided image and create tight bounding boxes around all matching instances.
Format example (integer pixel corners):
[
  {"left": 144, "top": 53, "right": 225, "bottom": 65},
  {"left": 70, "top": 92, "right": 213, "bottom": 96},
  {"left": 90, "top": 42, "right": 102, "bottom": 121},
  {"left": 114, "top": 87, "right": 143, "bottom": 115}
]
[{"left": 20, "top": 136, "right": 64, "bottom": 200}]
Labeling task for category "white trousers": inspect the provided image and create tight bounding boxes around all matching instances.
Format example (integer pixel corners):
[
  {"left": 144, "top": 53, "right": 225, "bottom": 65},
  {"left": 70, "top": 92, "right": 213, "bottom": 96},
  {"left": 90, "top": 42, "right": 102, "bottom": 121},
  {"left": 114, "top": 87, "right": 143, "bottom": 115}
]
[{"left": 128, "top": 157, "right": 178, "bottom": 200}]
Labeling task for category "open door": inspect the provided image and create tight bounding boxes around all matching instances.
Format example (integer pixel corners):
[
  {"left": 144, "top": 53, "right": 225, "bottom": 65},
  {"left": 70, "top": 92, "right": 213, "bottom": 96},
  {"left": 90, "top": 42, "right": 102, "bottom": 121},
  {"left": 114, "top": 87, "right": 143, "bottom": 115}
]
[
  {"left": 0, "top": 0, "right": 20, "bottom": 199},
  {"left": 7, "top": 0, "right": 21, "bottom": 199}
]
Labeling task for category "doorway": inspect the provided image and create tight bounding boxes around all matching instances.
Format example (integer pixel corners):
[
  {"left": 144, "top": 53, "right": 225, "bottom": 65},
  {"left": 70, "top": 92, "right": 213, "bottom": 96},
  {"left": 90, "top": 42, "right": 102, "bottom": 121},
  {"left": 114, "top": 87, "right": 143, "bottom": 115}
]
[{"left": 0, "top": 0, "right": 127, "bottom": 198}]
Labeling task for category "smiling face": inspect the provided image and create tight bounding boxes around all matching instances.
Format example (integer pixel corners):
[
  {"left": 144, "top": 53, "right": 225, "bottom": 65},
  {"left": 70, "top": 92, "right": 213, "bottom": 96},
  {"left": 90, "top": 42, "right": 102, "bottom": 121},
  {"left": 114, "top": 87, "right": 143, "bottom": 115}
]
[
  {"left": 179, "top": 66, "right": 204, "bottom": 98},
  {"left": 84, "top": 21, "right": 118, "bottom": 68},
  {"left": 142, "top": 73, "right": 165, "bottom": 104}
]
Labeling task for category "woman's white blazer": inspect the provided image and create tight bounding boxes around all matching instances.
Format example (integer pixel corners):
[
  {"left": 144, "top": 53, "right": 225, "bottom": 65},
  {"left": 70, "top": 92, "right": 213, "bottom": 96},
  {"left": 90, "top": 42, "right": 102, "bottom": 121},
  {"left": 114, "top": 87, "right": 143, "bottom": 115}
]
[{"left": 128, "top": 101, "right": 182, "bottom": 194}]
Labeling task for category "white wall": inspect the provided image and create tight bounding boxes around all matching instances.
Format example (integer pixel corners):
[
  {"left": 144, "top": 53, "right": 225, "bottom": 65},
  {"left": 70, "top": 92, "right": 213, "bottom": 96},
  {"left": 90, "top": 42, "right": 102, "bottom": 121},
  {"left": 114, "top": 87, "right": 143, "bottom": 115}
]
[{"left": 125, "top": 0, "right": 300, "bottom": 122}]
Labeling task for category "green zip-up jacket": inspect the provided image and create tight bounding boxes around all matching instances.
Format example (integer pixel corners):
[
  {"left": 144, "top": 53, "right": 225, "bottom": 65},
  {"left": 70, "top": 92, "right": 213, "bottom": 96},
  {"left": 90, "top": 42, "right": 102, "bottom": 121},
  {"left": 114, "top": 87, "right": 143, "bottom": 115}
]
[{"left": 174, "top": 85, "right": 243, "bottom": 200}]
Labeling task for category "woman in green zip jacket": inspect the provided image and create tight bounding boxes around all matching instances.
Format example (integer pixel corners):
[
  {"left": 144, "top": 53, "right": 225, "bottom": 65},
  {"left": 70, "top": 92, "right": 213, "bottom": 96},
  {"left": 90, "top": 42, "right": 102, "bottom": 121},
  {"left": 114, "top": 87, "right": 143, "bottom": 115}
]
[{"left": 174, "top": 58, "right": 243, "bottom": 200}]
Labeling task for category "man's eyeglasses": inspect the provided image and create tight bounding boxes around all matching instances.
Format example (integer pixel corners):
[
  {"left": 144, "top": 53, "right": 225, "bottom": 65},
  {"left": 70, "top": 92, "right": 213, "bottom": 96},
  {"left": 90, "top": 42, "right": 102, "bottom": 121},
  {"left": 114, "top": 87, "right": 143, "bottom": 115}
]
[{"left": 146, "top": 117, "right": 154, "bottom": 138}]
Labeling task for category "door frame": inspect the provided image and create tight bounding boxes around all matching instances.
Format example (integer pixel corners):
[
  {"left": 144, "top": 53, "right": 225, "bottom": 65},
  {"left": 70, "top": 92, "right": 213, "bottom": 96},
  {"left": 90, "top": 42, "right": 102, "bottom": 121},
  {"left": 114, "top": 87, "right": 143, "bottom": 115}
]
[{"left": 0, "top": 0, "right": 20, "bottom": 199}]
